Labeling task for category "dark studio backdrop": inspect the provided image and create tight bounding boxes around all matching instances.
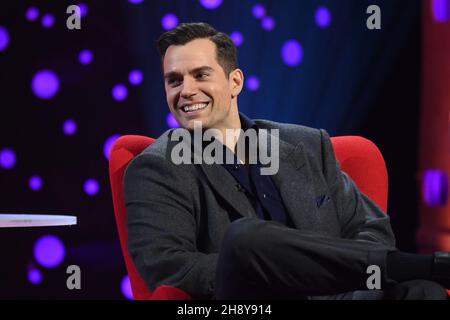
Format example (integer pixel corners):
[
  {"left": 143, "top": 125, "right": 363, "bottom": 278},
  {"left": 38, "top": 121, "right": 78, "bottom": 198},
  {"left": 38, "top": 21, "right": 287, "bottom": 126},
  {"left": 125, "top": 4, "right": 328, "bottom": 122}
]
[{"left": 0, "top": 0, "right": 421, "bottom": 299}]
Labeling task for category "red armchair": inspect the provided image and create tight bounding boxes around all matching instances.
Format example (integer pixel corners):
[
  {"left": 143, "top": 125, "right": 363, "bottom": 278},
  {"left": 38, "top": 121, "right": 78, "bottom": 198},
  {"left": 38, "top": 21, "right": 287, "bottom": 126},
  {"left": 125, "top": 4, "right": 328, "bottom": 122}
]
[{"left": 109, "top": 135, "right": 389, "bottom": 300}]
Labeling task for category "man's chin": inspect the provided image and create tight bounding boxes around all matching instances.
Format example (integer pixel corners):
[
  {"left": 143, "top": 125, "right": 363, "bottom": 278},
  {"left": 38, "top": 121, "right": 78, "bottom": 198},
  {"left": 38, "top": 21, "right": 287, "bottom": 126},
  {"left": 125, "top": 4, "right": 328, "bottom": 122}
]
[{"left": 180, "top": 118, "right": 210, "bottom": 131}]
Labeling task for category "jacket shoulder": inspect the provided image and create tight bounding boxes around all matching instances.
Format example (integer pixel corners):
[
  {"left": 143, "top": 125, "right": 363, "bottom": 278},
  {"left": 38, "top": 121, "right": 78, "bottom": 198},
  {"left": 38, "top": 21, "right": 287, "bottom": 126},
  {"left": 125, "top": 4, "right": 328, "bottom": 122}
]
[{"left": 254, "top": 119, "right": 326, "bottom": 155}]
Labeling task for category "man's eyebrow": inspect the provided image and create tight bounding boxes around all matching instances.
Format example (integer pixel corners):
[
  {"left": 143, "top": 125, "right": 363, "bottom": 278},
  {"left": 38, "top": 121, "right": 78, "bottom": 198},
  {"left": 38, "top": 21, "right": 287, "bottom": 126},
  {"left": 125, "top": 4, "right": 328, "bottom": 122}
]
[
  {"left": 190, "top": 66, "right": 214, "bottom": 74},
  {"left": 164, "top": 66, "right": 214, "bottom": 80}
]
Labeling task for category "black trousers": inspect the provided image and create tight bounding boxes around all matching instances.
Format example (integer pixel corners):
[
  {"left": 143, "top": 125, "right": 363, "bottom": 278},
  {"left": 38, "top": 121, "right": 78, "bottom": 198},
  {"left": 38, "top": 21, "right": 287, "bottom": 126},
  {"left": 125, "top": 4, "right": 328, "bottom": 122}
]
[{"left": 215, "top": 217, "right": 448, "bottom": 300}]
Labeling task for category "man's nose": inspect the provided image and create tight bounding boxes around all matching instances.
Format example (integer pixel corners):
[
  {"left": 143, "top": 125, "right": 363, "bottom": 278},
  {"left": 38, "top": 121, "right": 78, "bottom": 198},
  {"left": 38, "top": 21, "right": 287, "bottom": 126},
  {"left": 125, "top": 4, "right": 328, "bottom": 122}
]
[{"left": 180, "top": 77, "right": 197, "bottom": 98}]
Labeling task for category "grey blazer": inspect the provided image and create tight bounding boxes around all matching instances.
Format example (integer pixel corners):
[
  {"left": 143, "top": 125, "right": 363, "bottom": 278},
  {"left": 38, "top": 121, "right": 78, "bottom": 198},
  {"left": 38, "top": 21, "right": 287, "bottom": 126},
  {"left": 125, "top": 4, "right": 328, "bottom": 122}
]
[{"left": 124, "top": 119, "right": 396, "bottom": 299}]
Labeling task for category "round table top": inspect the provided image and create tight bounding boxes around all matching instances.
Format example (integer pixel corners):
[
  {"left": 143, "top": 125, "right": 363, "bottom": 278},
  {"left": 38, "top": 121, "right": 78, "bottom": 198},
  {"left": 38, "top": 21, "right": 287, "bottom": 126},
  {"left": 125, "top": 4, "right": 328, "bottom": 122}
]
[{"left": 0, "top": 214, "right": 77, "bottom": 228}]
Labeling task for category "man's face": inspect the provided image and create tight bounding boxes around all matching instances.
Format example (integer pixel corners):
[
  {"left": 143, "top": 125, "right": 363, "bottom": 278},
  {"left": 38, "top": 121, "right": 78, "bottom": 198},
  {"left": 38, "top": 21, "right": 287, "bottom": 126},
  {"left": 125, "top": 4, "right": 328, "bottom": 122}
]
[{"left": 163, "top": 38, "right": 239, "bottom": 131}]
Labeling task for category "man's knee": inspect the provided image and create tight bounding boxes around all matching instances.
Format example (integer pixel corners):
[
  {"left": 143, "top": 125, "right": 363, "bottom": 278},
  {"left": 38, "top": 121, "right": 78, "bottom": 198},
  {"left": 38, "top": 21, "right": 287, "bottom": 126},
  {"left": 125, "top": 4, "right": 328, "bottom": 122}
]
[{"left": 220, "top": 217, "right": 265, "bottom": 264}]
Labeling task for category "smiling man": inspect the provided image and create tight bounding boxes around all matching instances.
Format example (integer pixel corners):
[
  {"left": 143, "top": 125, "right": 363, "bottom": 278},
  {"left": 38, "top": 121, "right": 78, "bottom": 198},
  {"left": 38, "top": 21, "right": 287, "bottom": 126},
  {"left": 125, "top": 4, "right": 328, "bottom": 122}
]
[
  {"left": 124, "top": 22, "right": 450, "bottom": 300},
  {"left": 162, "top": 32, "right": 243, "bottom": 154}
]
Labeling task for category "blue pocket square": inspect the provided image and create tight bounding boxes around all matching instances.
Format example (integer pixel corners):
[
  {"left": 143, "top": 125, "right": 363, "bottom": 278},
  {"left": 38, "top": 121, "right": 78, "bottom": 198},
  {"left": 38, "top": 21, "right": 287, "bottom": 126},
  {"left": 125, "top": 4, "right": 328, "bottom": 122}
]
[{"left": 316, "top": 194, "right": 331, "bottom": 208}]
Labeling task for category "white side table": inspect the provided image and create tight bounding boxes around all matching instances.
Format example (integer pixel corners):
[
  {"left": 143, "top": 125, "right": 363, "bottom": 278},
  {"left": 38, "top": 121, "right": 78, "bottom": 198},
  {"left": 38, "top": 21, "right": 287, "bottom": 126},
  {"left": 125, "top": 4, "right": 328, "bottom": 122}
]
[{"left": 0, "top": 214, "right": 77, "bottom": 228}]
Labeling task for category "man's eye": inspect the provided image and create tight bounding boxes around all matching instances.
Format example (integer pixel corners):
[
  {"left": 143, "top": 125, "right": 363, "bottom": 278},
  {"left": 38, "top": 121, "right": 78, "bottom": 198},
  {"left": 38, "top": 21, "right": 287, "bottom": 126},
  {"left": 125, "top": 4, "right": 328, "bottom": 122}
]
[
  {"left": 196, "top": 73, "right": 208, "bottom": 79},
  {"left": 168, "top": 79, "right": 181, "bottom": 87}
]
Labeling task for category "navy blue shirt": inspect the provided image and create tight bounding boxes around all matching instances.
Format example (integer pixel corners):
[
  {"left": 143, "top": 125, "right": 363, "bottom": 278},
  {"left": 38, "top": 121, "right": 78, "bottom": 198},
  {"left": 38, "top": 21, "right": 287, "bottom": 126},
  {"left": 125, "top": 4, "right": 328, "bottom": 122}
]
[{"left": 221, "top": 114, "right": 294, "bottom": 227}]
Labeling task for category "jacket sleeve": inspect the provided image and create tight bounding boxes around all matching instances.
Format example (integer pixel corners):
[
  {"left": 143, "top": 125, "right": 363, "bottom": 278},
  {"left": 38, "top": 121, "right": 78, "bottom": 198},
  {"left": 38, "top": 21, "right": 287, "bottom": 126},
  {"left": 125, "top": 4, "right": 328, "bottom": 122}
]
[
  {"left": 123, "top": 152, "right": 217, "bottom": 300},
  {"left": 319, "top": 129, "right": 396, "bottom": 248}
]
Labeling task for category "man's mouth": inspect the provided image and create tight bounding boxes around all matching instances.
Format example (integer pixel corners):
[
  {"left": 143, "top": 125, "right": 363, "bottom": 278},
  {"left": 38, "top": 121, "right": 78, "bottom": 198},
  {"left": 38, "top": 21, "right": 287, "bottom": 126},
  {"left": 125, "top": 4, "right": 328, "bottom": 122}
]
[{"left": 180, "top": 102, "right": 209, "bottom": 113}]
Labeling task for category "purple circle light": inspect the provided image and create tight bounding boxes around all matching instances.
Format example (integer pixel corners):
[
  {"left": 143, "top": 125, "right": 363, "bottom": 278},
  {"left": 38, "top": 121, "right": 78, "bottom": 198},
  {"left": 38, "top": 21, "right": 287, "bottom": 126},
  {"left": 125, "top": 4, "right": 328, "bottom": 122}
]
[
  {"left": 28, "top": 268, "right": 43, "bottom": 285},
  {"left": 32, "top": 70, "right": 60, "bottom": 100},
  {"left": 41, "top": 13, "right": 55, "bottom": 29},
  {"left": 166, "top": 113, "right": 180, "bottom": 128},
  {"left": 199, "top": 0, "right": 223, "bottom": 10},
  {"left": 112, "top": 84, "right": 128, "bottom": 101},
  {"left": 34, "top": 235, "right": 65, "bottom": 268},
  {"left": 252, "top": 4, "right": 266, "bottom": 19},
  {"left": 29, "top": 175, "right": 43, "bottom": 191},
  {"left": 0, "top": 148, "right": 16, "bottom": 170},
  {"left": 161, "top": 13, "right": 178, "bottom": 30},
  {"left": 78, "top": 3, "right": 88, "bottom": 17},
  {"left": 79, "top": 49, "right": 93, "bottom": 65},
  {"left": 104, "top": 134, "right": 122, "bottom": 161},
  {"left": 261, "top": 16, "right": 275, "bottom": 31},
  {"left": 230, "top": 31, "right": 244, "bottom": 47},
  {"left": 63, "top": 119, "right": 77, "bottom": 136},
  {"left": 128, "top": 70, "right": 143, "bottom": 86},
  {"left": 246, "top": 76, "right": 260, "bottom": 91},
  {"left": 423, "top": 169, "right": 448, "bottom": 206},
  {"left": 315, "top": 6, "right": 332, "bottom": 28},
  {"left": 129, "top": 0, "right": 144, "bottom": 4},
  {"left": 281, "top": 40, "right": 303, "bottom": 67},
  {"left": 432, "top": 0, "right": 450, "bottom": 22},
  {"left": 0, "top": 26, "right": 10, "bottom": 52},
  {"left": 84, "top": 179, "right": 100, "bottom": 196},
  {"left": 26, "top": 7, "right": 40, "bottom": 22},
  {"left": 121, "top": 275, "right": 134, "bottom": 300}
]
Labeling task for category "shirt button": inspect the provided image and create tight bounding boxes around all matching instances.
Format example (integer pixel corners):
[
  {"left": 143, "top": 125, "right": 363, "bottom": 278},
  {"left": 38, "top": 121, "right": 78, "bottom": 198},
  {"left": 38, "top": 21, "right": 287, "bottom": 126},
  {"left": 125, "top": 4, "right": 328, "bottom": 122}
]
[
  {"left": 234, "top": 165, "right": 240, "bottom": 170},
  {"left": 262, "top": 193, "right": 266, "bottom": 199}
]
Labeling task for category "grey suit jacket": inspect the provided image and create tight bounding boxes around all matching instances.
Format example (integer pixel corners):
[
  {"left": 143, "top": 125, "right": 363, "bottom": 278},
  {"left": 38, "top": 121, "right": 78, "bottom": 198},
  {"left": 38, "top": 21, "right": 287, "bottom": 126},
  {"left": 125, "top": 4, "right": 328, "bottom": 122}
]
[{"left": 124, "top": 119, "right": 396, "bottom": 300}]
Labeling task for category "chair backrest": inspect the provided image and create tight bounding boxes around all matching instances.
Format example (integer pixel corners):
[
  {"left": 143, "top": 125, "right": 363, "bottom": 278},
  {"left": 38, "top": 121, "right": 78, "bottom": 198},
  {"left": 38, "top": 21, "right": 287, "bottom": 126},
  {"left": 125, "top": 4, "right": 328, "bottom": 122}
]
[
  {"left": 109, "top": 134, "right": 388, "bottom": 299},
  {"left": 109, "top": 135, "right": 155, "bottom": 300},
  {"left": 330, "top": 136, "right": 388, "bottom": 212}
]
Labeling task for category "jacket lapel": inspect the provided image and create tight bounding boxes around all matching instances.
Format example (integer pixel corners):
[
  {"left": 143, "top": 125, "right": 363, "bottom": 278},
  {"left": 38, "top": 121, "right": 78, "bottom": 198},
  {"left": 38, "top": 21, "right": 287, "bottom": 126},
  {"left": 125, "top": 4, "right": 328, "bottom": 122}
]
[
  {"left": 200, "top": 163, "right": 256, "bottom": 220},
  {"left": 166, "top": 129, "right": 256, "bottom": 220}
]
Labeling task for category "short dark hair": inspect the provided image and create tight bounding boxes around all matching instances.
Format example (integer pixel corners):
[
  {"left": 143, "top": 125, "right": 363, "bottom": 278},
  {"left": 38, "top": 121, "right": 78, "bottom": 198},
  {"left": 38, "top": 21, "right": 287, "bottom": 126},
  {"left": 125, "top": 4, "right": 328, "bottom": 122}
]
[{"left": 157, "top": 22, "right": 238, "bottom": 77}]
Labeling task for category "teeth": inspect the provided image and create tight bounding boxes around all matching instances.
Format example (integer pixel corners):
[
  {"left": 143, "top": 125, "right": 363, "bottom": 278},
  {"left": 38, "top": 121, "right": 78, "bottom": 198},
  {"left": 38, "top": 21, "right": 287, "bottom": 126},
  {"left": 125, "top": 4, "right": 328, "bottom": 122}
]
[{"left": 183, "top": 103, "right": 208, "bottom": 112}]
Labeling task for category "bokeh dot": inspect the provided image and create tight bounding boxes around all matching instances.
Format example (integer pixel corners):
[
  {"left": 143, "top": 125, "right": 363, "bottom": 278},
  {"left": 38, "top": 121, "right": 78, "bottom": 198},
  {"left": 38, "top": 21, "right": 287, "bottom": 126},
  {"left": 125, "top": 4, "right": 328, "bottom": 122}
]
[
  {"left": 31, "top": 70, "right": 60, "bottom": 100},
  {"left": 41, "top": 13, "right": 55, "bottom": 28},
  {"left": 104, "top": 135, "right": 122, "bottom": 160},
  {"left": 121, "top": 275, "right": 134, "bottom": 300},
  {"left": 230, "top": 31, "right": 244, "bottom": 47},
  {"left": 128, "top": 70, "right": 143, "bottom": 86},
  {"left": 29, "top": 175, "right": 43, "bottom": 191},
  {"left": 0, "top": 148, "right": 16, "bottom": 170},
  {"left": 246, "top": 76, "right": 260, "bottom": 91},
  {"left": 432, "top": 0, "right": 450, "bottom": 22},
  {"left": 161, "top": 13, "right": 178, "bottom": 30},
  {"left": 28, "top": 268, "right": 43, "bottom": 285},
  {"left": 63, "top": 119, "right": 77, "bottom": 136},
  {"left": 166, "top": 113, "right": 180, "bottom": 128},
  {"left": 84, "top": 179, "right": 100, "bottom": 196},
  {"left": 315, "top": 6, "right": 332, "bottom": 28},
  {"left": 0, "top": 26, "right": 10, "bottom": 52},
  {"left": 26, "top": 7, "right": 40, "bottom": 22},
  {"left": 252, "top": 4, "right": 266, "bottom": 19},
  {"left": 79, "top": 49, "right": 93, "bottom": 65},
  {"left": 34, "top": 235, "right": 65, "bottom": 268},
  {"left": 199, "top": 0, "right": 223, "bottom": 10},
  {"left": 281, "top": 40, "right": 303, "bottom": 67},
  {"left": 261, "top": 16, "right": 275, "bottom": 31},
  {"left": 78, "top": 3, "right": 88, "bottom": 17},
  {"left": 112, "top": 84, "right": 128, "bottom": 101}
]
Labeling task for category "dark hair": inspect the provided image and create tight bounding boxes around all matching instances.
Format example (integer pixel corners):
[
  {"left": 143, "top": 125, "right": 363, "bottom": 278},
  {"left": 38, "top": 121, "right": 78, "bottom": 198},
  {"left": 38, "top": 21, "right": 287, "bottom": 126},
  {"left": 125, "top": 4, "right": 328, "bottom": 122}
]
[{"left": 157, "top": 22, "right": 238, "bottom": 77}]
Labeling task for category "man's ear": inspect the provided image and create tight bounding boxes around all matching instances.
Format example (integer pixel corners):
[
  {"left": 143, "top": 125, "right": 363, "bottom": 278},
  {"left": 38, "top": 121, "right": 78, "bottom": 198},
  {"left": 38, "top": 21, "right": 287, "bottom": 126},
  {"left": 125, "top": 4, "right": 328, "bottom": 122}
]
[{"left": 230, "top": 69, "right": 244, "bottom": 98}]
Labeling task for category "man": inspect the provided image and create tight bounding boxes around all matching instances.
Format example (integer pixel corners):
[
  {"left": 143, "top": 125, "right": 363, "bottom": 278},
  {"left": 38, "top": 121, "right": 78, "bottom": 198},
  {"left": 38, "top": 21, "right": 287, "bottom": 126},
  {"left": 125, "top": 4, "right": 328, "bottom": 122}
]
[{"left": 124, "top": 22, "right": 449, "bottom": 300}]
